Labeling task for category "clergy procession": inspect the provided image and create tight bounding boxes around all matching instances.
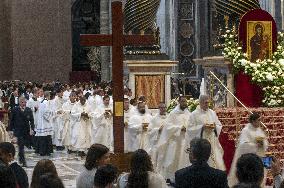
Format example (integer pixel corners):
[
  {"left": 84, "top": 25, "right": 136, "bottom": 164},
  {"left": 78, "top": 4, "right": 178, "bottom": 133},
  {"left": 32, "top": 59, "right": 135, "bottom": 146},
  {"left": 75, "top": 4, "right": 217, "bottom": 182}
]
[
  {"left": 1, "top": 0, "right": 284, "bottom": 187},
  {"left": 1, "top": 81, "right": 227, "bottom": 176}
]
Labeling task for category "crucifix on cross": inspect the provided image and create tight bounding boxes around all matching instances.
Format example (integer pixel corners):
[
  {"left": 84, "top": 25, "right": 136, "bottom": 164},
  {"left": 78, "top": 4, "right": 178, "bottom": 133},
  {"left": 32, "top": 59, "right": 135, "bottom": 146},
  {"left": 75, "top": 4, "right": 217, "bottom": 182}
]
[{"left": 80, "top": 1, "right": 156, "bottom": 153}]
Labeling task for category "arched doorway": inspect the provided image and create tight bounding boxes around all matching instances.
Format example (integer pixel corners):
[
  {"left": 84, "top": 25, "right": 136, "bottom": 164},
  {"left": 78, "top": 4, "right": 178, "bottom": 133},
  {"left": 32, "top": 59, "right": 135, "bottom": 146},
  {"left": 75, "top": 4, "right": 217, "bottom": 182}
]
[{"left": 71, "top": 0, "right": 100, "bottom": 71}]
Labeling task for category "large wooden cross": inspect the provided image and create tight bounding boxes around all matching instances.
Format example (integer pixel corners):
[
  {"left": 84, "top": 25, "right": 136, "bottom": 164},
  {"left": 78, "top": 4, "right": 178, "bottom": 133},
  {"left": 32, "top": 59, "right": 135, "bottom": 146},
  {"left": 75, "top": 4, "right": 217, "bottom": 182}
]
[{"left": 80, "top": 1, "right": 156, "bottom": 153}]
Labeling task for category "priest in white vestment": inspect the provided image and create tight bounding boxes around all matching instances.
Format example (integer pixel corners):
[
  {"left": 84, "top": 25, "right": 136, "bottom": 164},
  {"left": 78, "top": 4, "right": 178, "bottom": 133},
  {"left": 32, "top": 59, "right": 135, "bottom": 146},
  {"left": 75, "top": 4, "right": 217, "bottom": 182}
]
[
  {"left": 228, "top": 113, "right": 268, "bottom": 187},
  {"left": 52, "top": 90, "right": 65, "bottom": 149},
  {"left": 127, "top": 102, "right": 152, "bottom": 152},
  {"left": 94, "top": 89, "right": 104, "bottom": 107},
  {"left": 0, "top": 89, "right": 4, "bottom": 109},
  {"left": 123, "top": 97, "right": 133, "bottom": 153},
  {"left": 187, "top": 95, "right": 226, "bottom": 171},
  {"left": 0, "top": 121, "right": 10, "bottom": 142},
  {"left": 156, "top": 96, "right": 190, "bottom": 180},
  {"left": 88, "top": 89, "right": 104, "bottom": 110},
  {"left": 87, "top": 90, "right": 95, "bottom": 109},
  {"left": 37, "top": 88, "right": 44, "bottom": 102},
  {"left": 36, "top": 91, "right": 54, "bottom": 156},
  {"left": 61, "top": 92, "right": 77, "bottom": 152},
  {"left": 70, "top": 96, "right": 93, "bottom": 155},
  {"left": 63, "top": 85, "right": 71, "bottom": 103},
  {"left": 92, "top": 95, "right": 113, "bottom": 151},
  {"left": 26, "top": 89, "right": 39, "bottom": 130},
  {"left": 146, "top": 102, "right": 167, "bottom": 170}
]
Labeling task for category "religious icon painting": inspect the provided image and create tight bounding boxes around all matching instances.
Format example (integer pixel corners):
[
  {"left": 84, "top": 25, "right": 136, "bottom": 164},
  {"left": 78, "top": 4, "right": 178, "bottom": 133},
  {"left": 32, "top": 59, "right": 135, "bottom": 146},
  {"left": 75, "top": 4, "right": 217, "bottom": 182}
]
[{"left": 246, "top": 21, "right": 272, "bottom": 62}]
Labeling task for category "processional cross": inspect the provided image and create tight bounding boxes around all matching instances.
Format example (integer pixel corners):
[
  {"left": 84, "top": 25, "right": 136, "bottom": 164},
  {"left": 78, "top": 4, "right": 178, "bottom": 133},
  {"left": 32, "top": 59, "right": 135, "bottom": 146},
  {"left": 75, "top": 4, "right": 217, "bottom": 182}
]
[{"left": 80, "top": 1, "right": 156, "bottom": 153}]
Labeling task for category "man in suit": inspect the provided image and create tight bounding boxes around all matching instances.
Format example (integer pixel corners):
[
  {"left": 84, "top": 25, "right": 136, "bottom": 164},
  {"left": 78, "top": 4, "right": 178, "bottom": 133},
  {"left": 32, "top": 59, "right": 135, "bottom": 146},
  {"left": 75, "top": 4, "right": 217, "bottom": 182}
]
[
  {"left": 0, "top": 142, "right": 29, "bottom": 188},
  {"left": 175, "top": 138, "right": 229, "bottom": 188},
  {"left": 9, "top": 88, "right": 19, "bottom": 111},
  {"left": 8, "top": 96, "right": 34, "bottom": 166}
]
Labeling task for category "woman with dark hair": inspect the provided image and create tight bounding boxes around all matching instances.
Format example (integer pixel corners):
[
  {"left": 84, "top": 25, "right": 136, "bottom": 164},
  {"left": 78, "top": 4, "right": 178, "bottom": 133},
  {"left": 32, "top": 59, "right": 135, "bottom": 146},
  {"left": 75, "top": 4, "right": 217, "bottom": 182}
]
[
  {"left": 0, "top": 163, "right": 17, "bottom": 188},
  {"left": 76, "top": 144, "right": 110, "bottom": 188},
  {"left": 30, "top": 159, "right": 59, "bottom": 188},
  {"left": 118, "top": 149, "right": 167, "bottom": 188},
  {"left": 39, "top": 173, "right": 65, "bottom": 188},
  {"left": 228, "top": 113, "right": 268, "bottom": 187}
]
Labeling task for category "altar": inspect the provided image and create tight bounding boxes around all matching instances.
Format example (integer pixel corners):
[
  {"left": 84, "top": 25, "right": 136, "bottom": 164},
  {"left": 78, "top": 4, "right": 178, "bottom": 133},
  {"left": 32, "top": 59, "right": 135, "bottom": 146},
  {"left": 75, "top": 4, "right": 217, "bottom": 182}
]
[{"left": 194, "top": 56, "right": 234, "bottom": 107}]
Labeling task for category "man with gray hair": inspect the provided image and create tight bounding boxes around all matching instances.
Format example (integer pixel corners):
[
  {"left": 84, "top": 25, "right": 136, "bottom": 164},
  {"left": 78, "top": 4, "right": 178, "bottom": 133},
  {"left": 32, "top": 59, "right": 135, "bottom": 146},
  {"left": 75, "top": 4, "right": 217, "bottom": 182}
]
[
  {"left": 186, "top": 95, "right": 226, "bottom": 171},
  {"left": 8, "top": 96, "right": 34, "bottom": 166}
]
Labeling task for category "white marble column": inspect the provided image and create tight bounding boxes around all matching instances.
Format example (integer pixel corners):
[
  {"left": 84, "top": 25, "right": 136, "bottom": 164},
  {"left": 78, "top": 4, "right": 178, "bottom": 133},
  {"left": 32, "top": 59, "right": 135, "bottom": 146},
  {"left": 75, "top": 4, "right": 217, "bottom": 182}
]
[
  {"left": 259, "top": 0, "right": 282, "bottom": 31},
  {"left": 282, "top": 0, "right": 284, "bottom": 30},
  {"left": 156, "top": 0, "right": 178, "bottom": 60},
  {"left": 274, "top": 0, "right": 282, "bottom": 31},
  {"left": 100, "top": 0, "right": 111, "bottom": 81},
  {"left": 259, "top": 0, "right": 273, "bottom": 14}
]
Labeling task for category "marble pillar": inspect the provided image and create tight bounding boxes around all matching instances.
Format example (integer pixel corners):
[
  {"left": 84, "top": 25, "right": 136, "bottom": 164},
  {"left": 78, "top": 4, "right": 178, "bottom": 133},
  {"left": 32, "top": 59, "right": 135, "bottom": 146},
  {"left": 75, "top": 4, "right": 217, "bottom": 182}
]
[
  {"left": 274, "top": 0, "right": 282, "bottom": 31},
  {"left": 157, "top": 0, "right": 178, "bottom": 60},
  {"left": 260, "top": 0, "right": 282, "bottom": 31},
  {"left": 100, "top": 0, "right": 111, "bottom": 81},
  {"left": 282, "top": 0, "right": 284, "bottom": 31},
  {"left": 0, "top": 0, "right": 12, "bottom": 80},
  {"left": 259, "top": 0, "right": 273, "bottom": 14}
]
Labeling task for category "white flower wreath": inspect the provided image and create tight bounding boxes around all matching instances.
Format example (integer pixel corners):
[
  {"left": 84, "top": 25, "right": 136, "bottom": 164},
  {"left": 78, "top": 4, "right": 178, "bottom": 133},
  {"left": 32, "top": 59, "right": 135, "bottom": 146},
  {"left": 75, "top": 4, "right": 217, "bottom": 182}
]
[{"left": 222, "top": 30, "right": 284, "bottom": 107}]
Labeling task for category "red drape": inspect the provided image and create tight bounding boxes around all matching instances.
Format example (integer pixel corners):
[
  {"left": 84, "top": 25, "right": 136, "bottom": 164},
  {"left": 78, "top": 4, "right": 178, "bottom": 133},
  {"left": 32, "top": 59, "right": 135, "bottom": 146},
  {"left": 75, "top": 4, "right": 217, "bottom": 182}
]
[
  {"left": 235, "top": 71, "right": 264, "bottom": 107},
  {"left": 219, "top": 132, "right": 235, "bottom": 173}
]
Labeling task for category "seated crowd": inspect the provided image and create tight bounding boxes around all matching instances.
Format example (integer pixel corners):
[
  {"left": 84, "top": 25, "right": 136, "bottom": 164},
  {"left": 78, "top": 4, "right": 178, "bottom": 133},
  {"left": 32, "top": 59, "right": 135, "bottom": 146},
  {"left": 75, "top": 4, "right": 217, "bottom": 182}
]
[{"left": 0, "top": 138, "right": 283, "bottom": 188}]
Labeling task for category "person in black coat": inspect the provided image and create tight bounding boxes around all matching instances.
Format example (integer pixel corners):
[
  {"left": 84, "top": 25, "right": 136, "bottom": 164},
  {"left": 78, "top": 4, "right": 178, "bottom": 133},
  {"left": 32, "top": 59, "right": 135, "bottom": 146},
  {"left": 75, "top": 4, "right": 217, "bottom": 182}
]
[
  {"left": 8, "top": 96, "right": 34, "bottom": 166},
  {"left": 175, "top": 138, "right": 229, "bottom": 188},
  {"left": 9, "top": 89, "right": 20, "bottom": 111},
  {"left": 0, "top": 142, "right": 28, "bottom": 188}
]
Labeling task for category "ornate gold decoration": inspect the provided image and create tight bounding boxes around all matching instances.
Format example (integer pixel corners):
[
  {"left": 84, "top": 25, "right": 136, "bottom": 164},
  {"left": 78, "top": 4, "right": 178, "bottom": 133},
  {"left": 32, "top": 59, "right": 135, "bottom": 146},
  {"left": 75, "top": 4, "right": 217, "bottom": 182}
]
[
  {"left": 180, "top": 23, "right": 194, "bottom": 38},
  {"left": 135, "top": 75, "right": 165, "bottom": 109},
  {"left": 115, "top": 102, "right": 123, "bottom": 117},
  {"left": 87, "top": 47, "right": 101, "bottom": 72},
  {"left": 215, "top": 0, "right": 260, "bottom": 16},
  {"left": 124, "top": 0, "right": 161, "bottom": 55},
  {"left": 124, "top": 0, "right": 161, "bottom": 34}
]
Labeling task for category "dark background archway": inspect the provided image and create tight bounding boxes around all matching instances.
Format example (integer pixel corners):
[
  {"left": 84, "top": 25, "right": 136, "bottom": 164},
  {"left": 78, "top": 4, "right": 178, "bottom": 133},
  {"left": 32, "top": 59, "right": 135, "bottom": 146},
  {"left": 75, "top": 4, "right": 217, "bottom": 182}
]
[{"left": 72, "top": 0, "right": 100, "bottom": 71}]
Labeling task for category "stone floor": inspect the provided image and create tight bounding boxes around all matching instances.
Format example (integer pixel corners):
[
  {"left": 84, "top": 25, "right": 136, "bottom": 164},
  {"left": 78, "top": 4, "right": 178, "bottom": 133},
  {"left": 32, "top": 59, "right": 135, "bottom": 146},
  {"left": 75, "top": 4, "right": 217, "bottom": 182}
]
[{"left": 22, "top": 149, "right": 84, "bottom": 188}]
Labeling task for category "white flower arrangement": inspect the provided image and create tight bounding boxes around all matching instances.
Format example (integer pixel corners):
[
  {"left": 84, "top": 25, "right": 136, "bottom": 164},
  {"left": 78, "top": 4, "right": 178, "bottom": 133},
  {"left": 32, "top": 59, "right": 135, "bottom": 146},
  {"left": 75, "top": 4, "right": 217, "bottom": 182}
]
[
  {"left": 223, "top": 30, "right": 284, "bottom": 107},
  {"left": 167, "top": 98, "right": 199, "bottom": 113}
]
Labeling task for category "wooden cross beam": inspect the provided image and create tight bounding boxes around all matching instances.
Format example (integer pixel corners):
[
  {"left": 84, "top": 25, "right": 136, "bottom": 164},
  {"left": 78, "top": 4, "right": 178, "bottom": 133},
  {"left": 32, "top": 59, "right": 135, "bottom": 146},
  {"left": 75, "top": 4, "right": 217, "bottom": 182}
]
[{"left": 80, "top": 1, "right": 156, "bottom": 153}]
